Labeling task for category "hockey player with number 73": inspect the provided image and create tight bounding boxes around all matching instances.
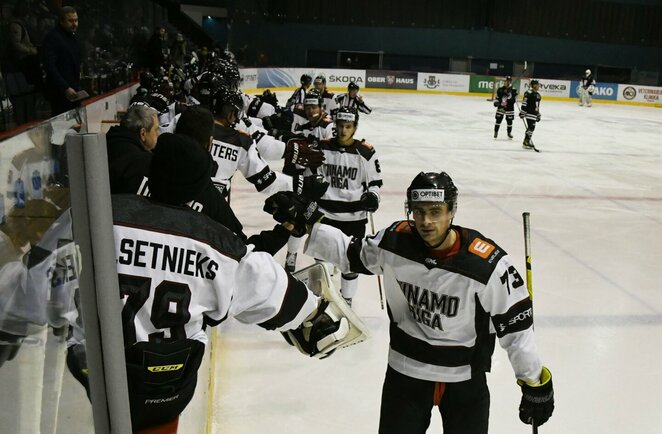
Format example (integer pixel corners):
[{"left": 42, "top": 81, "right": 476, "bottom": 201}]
[{"left": 264, "top": 170, "right": 555, "bottom": 434}]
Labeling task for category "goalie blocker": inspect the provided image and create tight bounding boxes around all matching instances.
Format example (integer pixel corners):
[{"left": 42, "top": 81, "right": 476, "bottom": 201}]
[{"left": 286, "top": 263, "right": 369, "bottom": 359}]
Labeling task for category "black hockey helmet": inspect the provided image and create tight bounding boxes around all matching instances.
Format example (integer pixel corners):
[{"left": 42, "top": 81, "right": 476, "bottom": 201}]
[
  {"left": 303, "top": 90, "right": 323, "bottom": 107},
  {"left": 139, "top": 71, "right": 155, "bottom": 92},
  {"left": 504, "top": 76, "right": 512, "bottom": 82},
  {"left": 530, "top": 79, "right": 540, "bottom": 87},
  {"left": 348, "top": 81, "right": 360, "bottom": 91},
  {"left": 406, "top": 172, "right": 458, "bottom": 215},
  {"left": 335, "top": 106, "right": 359, "bottom": 125},
  {"left": 196, "top": 72, "right": 224, "bottom": 107},
  {"left": 211, "top": 85, "right": 244, "bottom": 117},
  {"left": 300, "top": 74, "right": 313, "bottom": 86}
]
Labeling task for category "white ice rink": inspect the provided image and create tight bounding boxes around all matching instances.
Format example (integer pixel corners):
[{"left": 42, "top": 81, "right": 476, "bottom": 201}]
[{"left": 212, "top": 91, "right": 662, "bottom": 434}]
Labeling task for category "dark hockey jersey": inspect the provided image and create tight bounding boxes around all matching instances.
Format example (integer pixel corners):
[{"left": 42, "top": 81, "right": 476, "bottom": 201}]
[
  {"left": 305, "top": 222, "right": 542, "bottom": 383},
  {"left": 495, "top": 86, "right": 518, "bottom": 113},
  {"left": 521, "top": 90, "right": 541, "bottom": 120}
]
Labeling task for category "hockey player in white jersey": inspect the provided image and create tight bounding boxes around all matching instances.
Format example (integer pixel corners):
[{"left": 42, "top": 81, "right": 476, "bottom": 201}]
[
  {"left": 23, "top": 134, "right": 365, "bottom": 431},
  {"left": 578, "top": 69, "right": 595, "bottom": 107},
  {"left": 291, "top": 90, "right": 335, "bottom": 139},
  {"left": 284, "top": 90, "right": 336, "bottom": 273},
  {"left": 313, "top": 75, "right": 337, "bottom": 115},
  {"left": 264, "top": 171, "right": 555, "bottom": 434},
  {"left": 289, "top": 106, "right": 382, "bottom": 306},
  {"left": 204, "top": 85, "right": 324, "bottom": 200},
  {"left": 334, "top": 82, "right": 372, "bottom": 117}
]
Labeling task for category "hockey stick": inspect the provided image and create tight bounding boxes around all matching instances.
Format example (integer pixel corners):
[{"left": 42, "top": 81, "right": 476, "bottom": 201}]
[
  {"left": 367, "top": 211, "right": 385, "bottom": 310},
  {"left": 359, "top": 146, "right": 385, "bottom": 310},
  {"left": 522, "top": 212, "right": 539, "bottom": 434}
]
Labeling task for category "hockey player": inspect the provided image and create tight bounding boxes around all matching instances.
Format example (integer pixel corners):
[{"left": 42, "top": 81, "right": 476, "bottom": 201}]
[
  {"left": 26, "top": 134, "right": 362, "bottom": 431},
  {"left": 578, "top": 69, "right": 595, "bottom": 107},
  {"left": 520, "top": 80, "right": 542, "bottom": 150},
  {"left": 245, "top": 89, "right": 280, "bottom": 120},
  {"left": 264, "top": 171, "right": 555, "bottom": 434},
  {"left": 284, "top": 90, "right": 336, "bottom": 273},
  {"left": 292, "top": 90, "right": 335, "bottom": 139},
  {"left": 334, "top": 82, "right": 372, "bottom": 117},
  {"left": 203, "top": 85, "right": 324, "bottom": 201},
  {"left": 286, "top": 107, "right": 382, "bottom": 305},
  {"left": 286, "top": 73, "right": 312, "bottom": 111},
  {"left": 493, "top": 76, "right": 517, "bottom": 139},
  {"left": 313, "top": 75, "right": 337, "bottom": 115}
]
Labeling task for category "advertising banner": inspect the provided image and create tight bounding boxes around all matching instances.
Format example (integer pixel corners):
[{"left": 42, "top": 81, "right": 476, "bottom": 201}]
[
  {"left": 469, "top": 75, "right": 495, "bottom": 93},
  {"left": 257, "top": 68, "right": 306, "bottom": 88},
  {"left": 240, "top": 68, "right": 258, "bottom": 90},
  {"left": 569, "top": 81, "right": 618, "bottom": 100},
  {"left": 617, "top": 84, "right": 662, "bottom": 104},
  {"left": 417, "top": 73, "right": 470, "bottom": 92},
  {"left": 366, "top": 70, "right": 417, "bottom": 90},
  {"left": 315, "top": 69, "right": 366, "bottom": 89},
  {"left": 521, "top": 79, "right": 570, "bottom": 98}
]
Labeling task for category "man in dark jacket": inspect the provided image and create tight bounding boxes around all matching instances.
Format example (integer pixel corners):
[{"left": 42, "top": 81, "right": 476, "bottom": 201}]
[
  {"left": 106, "top": 104, "right": 159, "bottom": 195},
  {"left": 41, "top": 6, "right": 82, "bottom": 116}
]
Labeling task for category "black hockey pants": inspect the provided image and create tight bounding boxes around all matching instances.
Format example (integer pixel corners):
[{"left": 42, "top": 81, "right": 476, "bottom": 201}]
[{"left": 378, "top": 366, "right": 490, "bottom": 434}]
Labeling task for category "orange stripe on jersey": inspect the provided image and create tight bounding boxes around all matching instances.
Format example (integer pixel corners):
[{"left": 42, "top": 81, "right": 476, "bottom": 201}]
[
  {"left": 394, "top": 221, "right": 413, "bottom": 233},
  {"left": 359, "top": 139, "right": 374, "bottom": 150},
  {"left": 433, "top": 382, "right": 446, "bottom": 406},
  {"left": 468, "top": 238, "right": 495, "bottom": 259},
  {"left": 136, "top": 417, "right": 179, "bottom": 434}
]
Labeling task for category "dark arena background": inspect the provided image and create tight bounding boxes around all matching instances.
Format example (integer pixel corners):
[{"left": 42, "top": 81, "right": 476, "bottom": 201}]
[{"left": 1, "top": 1, "right": 661, "bottom": 433}]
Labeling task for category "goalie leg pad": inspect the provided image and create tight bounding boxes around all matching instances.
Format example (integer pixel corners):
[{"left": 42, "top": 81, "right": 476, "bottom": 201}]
[{"left": 287, "top": 263, "right": 369, "bottom": 358}]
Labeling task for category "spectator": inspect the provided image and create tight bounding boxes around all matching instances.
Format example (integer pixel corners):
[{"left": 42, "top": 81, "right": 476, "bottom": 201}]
[
  {"left": 145, "top": 27, "right": 167, "bottom": 72},
  {"left": 171, "top": 33, "right": 187, "bottom": 67},
  {"left": 4, "top": 4, "right": 40, "bottom": 86},
  {"left": 41, "top": 6, "right": 82, "bottom": 116}
]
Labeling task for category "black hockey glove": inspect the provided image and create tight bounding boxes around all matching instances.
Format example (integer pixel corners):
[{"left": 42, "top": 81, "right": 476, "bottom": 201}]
[
  {"left": 360, "top": 191, "right": 379, "bottom": 212},
  {"left": 263, "top": 191, "right": 324, "bottom": 237},
  {"left": 519, "top": 111, "right": 526, "bottom": 119},
  {"left": 293, "top": 174, "right": 329, "bottom": 201},
  {"left": 283, "top": 138, "right": 325, "bottom": 168},
  {"left": 518, "top": 366, "right": 554, "bottom": 427},
  {"left": 536, "top": 113, "right": 541, "bottom": 122},
  {"left": 493, "top": 100, "right": 500, "bottom": 107}
]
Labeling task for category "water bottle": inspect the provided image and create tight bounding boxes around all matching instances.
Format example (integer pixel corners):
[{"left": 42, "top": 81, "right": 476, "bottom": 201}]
[
  {"left": 15, "top": 178, "right": 25, "bottom": 209},
  {"left": 32, "top": 170, "right": 42, "bottom": 199}
]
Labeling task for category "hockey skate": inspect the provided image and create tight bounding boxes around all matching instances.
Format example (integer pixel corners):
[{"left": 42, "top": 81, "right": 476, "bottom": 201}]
[
  {"left": 493, "top": 131, "right": 498, "bottom": 139},
  {"left": 522, "top": 137, "right": 534, "bottom": 150},
  {"left": 285, "top": 251, "right": 297, "bottom": 273},
  {"left": 343, "top": 297, "right": 353, "bottom": 308},
  {"left": 507, "top": 132, "right": 514, "bottom": 139}
]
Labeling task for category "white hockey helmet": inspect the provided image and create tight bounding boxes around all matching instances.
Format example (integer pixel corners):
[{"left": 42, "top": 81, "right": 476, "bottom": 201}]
[{"left": 585, "top": 69, "right": 591, "bottom": 76}]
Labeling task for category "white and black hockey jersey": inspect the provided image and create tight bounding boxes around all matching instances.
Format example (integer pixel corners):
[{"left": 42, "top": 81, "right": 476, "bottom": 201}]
[
  {"left": 292, "top": 115, "right": 335, "bottom": 140},
  {"left": 307, "top": 138, "right": 382, "bottom": 222},
  {"left": 113, "top": 194, "right": 318, "bottom": 346},
  {"left": 334, "top": 93, "right": 372, "bottom": 115},
  {"left": 305, "top": 222, "right": 542, "bottom": 384},
  {"left": 580, "top": 75, "right": 596, "bottom": 93},
  {"left": 246, "top": 95, "right": 277, "bottom": 120},
  {"left": 209, "top": 123, "right": 293, "bottom": 198},
  {"left": 286, "top": 87, "right": 307, "bottom": 111},
  {"left": 319, "top": 90, "right": 337, "bottom": 115},
  {"left": 235, "top": 117, "right": 286, "bottom": 161}
]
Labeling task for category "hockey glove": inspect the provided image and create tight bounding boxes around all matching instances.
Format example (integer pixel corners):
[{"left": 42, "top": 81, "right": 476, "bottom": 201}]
[
  {"left": 360, "top": 191, "right": 379, "bottom": 212},
  {"left": 518, "top": 366, "right": 554, "bottom": 427},
  {"left": 284, "top": 300, "right": 348, "bottom": 359},
  {"left": 263, "top": 191, "right": 324, "bottom": 236},
  {"left": 293, "top": 174, "right": 329, "bottom": 201},
  {"left": 493, "top": 100, "right": 500, "bottom": 107},
  {"left": 519, "top": 111, "right": 526, "bottom": 119},
  {"left": 283, "top": 138, "right": 325, "bottom": 168},
  {"left": 536, "top": 113, "right": 541, "bottom": 122}
]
